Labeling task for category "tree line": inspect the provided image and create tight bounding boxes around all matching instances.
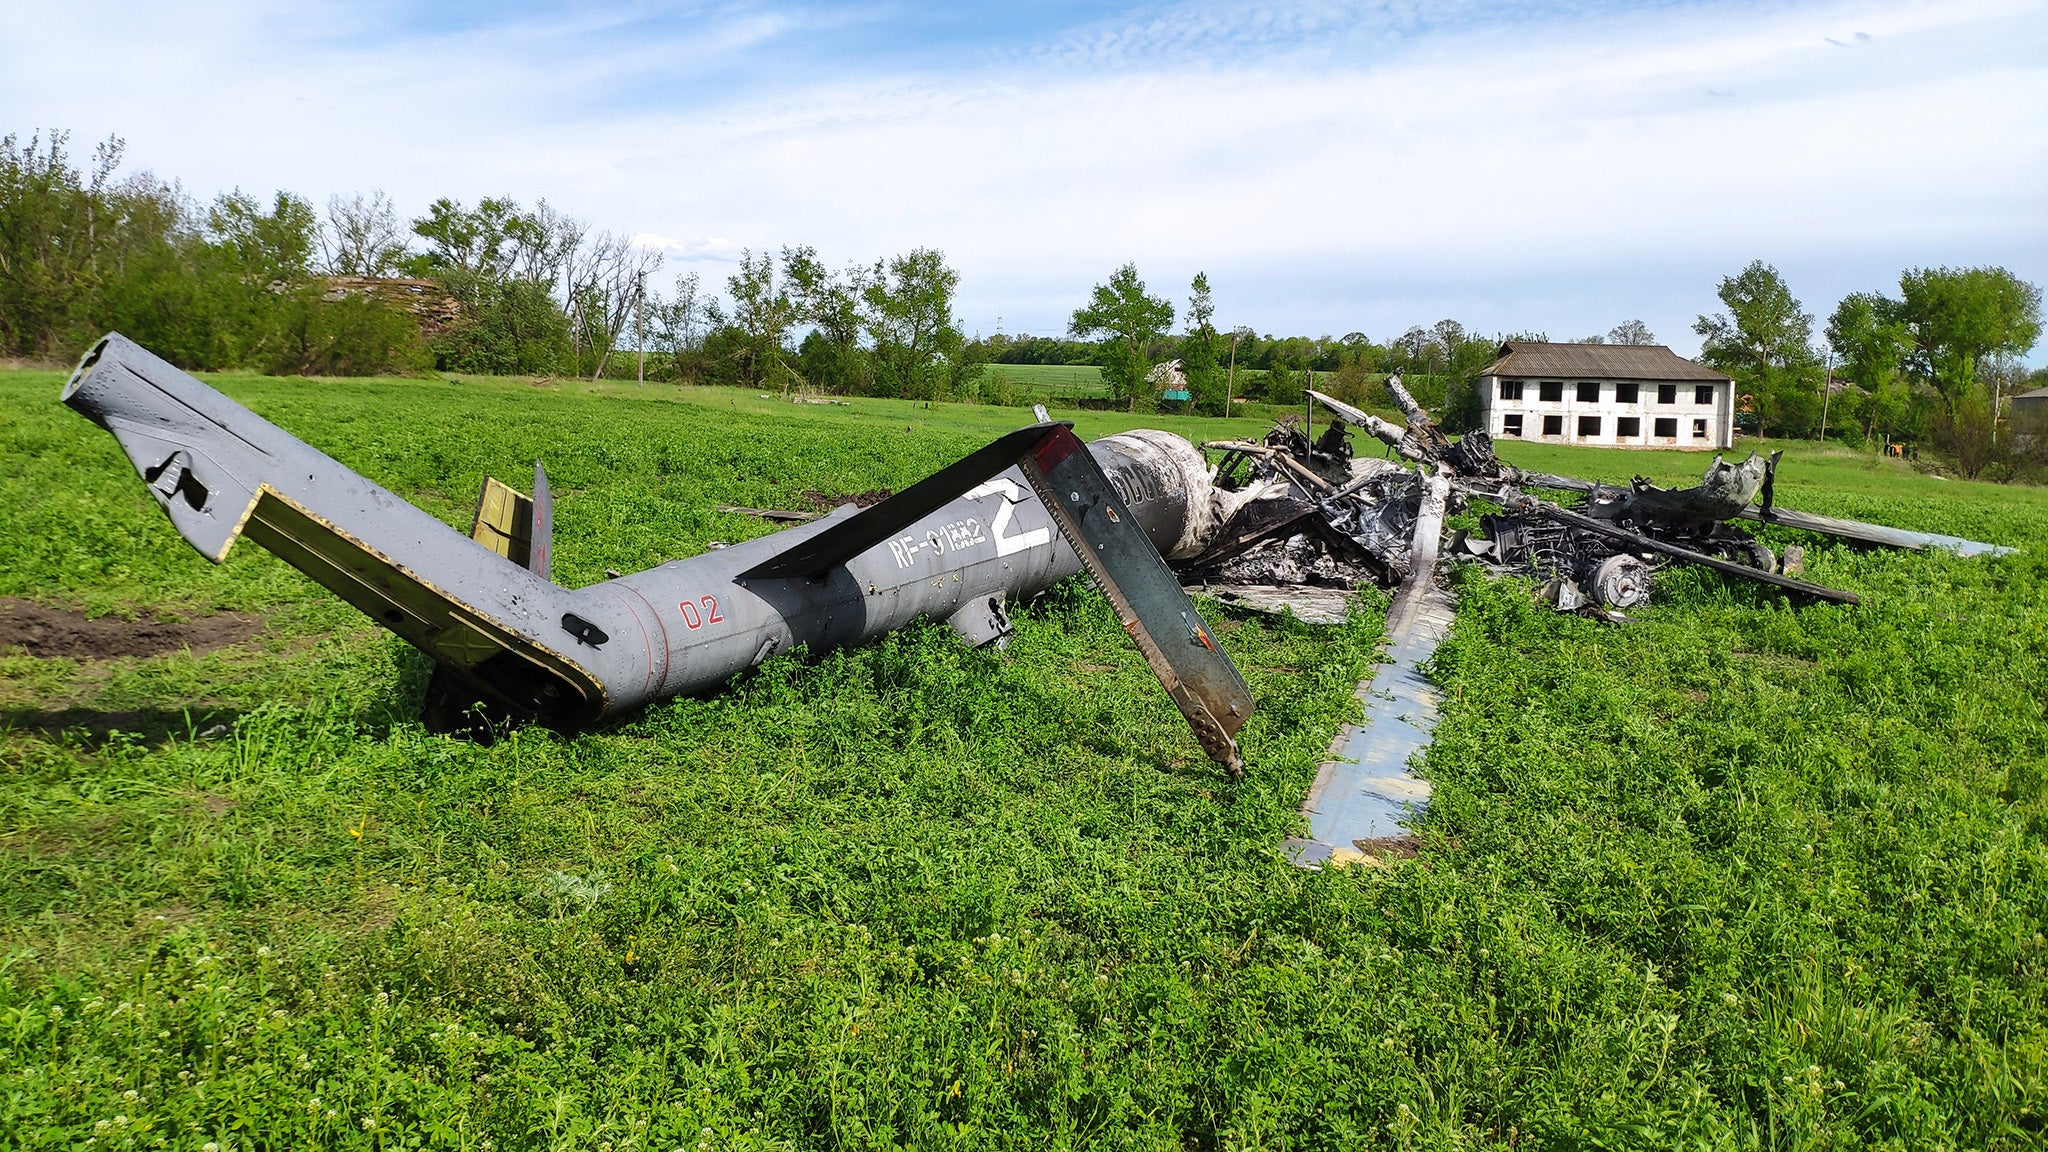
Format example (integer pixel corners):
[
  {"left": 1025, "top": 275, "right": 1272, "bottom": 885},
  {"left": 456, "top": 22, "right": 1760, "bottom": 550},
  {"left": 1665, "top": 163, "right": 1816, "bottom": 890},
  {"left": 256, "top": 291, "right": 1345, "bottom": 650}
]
[
  {"left": 993, "top": 261, "right": 1650, "bottom": 420},
  {"left": 1694, "top": 260, "right": 2042, "bottom": 479},
  {"left": 1031, "top": 258, "right": 2043, "bottom": 482},
  {"left": 0, "top": 130, "right": 714, "bottom": 379},
  {"left": 0, "top": 130, "right": 987, "bottom": 394},
  {"left": 5, "top": 129, "right": 2041, "bottom": 475},
  {"left": 0, "top": 133, "right": 428, "bottom": 374}
]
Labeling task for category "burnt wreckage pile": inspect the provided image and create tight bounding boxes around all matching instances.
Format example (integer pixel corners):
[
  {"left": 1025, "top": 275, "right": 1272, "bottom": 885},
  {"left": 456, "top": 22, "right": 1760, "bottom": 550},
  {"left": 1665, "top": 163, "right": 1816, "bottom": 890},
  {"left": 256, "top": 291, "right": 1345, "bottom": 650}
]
[{"left": 1174, "top": 377, "right": 1864, "bottom": 615}]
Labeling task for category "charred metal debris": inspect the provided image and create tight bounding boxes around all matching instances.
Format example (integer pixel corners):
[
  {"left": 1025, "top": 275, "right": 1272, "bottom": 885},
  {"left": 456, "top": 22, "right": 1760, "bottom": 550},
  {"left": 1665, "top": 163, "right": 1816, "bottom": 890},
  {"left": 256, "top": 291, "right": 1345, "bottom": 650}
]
[{"left": 1180, "top": 378, "right": 1881, "bottom": 619}]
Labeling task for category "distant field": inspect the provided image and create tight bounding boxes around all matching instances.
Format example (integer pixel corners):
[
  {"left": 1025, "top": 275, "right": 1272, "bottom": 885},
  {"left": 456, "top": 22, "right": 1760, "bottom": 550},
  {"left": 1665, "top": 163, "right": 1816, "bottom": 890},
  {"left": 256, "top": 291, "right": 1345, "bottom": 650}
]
[
  {"left": 982, "top": 361, "right": 1108, "bottom": 399},
  {"left": 2, "top": 368, "right": 2043, "bottom": 1149},
  {"left": 979, "top": 362, "right": 1315, "bottom": 424}
]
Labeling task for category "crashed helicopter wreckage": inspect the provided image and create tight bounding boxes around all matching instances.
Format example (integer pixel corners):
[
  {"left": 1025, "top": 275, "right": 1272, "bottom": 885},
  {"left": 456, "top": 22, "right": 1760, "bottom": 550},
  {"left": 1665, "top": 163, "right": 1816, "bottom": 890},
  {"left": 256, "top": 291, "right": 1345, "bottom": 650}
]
[
  {"left": 66, "top": 334, "right": 2012, "bottom": 841},
  {"left": 63, "top": 334, "right": 1256, "bottom": 772},
  {"left": 1173, "top": 378, "right": 2011, "bottom": 865},
  {"left": 1185, "top": 380, "right": 1870, "bottom": 620}
]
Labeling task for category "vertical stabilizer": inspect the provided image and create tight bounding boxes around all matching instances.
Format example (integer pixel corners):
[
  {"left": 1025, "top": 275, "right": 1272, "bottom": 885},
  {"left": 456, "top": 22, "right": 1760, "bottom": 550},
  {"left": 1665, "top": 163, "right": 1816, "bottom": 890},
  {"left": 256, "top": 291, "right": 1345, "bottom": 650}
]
[
  {"left": 465, "top": 464, "right": 554, "bottom": 581},
  {"left": 531, "top": 463, "right": 553, "bottom": 581}
]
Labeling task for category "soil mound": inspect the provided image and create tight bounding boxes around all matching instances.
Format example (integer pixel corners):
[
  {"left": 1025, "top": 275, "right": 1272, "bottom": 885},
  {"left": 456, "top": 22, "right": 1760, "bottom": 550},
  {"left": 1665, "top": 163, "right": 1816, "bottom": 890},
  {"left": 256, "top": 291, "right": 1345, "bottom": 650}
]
[{"left": 0, "top": 598, "right": 263, "bottom": 660}]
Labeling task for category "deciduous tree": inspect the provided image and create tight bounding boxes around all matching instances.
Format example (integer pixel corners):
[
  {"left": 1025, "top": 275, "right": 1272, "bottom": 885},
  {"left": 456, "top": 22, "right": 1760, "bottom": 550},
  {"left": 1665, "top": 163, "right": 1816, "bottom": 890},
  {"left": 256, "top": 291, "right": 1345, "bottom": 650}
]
[
  {"left": 1693, "top": 260, "right": 1822, "bottom": 436},
  {"left": 1181, "top": 272, "right": 1222, "bottom": 413},
  {"left": 726, "top": 248, "right": 798, "bottom": 391},
  {"left": 320, "top": 191, "right": 409, "bottom": 277},
  {"left": 863, "top": 247, "right": 969, "bottom": 400},
  {"left": 1607, "top": 319, "right": 1656, "bottom": 345},
  {"left": 1893, "top": 265, "right": 2041, "bottom": 414},
  {"left": 208, "top": 190, "right": 317, "bottom": 283},
  {"left": 1069, "top": 263, "right": 1173, "bottom": 409},
  {"left": 785, "top": 245, "right": 870, "bottom": 393}
]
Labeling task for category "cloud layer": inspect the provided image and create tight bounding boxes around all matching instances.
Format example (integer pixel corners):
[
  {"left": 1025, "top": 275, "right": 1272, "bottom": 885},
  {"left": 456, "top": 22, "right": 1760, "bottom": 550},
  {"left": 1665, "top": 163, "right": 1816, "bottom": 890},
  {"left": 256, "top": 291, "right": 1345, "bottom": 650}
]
[{"left": 4, "top": 0, "right": 2042, "bottom": 353}]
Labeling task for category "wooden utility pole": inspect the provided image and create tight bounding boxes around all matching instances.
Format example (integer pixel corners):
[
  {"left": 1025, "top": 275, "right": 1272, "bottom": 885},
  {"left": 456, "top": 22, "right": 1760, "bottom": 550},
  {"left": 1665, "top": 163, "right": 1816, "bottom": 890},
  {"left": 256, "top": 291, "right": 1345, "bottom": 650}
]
[
  {"left": 1817, "top": 352, "right": 1832, "bottom": 443},
  {"left": 635, "top": 272, "right": 646, "bottom": 385},
  {"left": 1226, "top": 329, "right": 1243, "bottom": 418}
]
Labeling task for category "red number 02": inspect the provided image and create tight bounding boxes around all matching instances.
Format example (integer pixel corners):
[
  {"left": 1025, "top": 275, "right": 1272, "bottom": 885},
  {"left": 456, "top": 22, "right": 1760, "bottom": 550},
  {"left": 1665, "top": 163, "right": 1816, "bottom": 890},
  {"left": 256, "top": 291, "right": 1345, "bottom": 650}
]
[{"left": 679, "top": 595, "right": 725, "bottom": 630}]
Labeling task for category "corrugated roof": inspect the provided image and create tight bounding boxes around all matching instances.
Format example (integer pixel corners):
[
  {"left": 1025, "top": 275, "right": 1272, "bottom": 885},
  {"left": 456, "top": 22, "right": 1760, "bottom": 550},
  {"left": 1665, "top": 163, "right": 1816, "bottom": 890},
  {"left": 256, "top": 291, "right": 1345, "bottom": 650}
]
[{"left": 1477, "top": 342, "right": 1731, "bottom": 383}]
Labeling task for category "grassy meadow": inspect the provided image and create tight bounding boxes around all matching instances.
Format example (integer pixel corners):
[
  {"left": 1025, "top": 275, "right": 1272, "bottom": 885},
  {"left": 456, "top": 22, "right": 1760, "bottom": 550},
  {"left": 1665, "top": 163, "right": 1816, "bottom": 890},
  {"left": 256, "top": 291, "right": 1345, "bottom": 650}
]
[
  {"left": 1, "top": 368, "right": 2044, "bottom": 1150},
  {"left": 979, "top": 364, "right": 1109, "bottom": 402}
]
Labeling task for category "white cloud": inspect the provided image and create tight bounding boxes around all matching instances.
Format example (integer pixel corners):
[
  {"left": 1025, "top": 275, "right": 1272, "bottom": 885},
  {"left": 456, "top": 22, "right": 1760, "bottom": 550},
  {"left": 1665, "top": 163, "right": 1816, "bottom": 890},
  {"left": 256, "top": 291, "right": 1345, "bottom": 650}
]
[
  {"left": 632, "top": 233, "right": 746, "bottom": 264},
  {"left": 2, "top": 0, "right": 2041, "bottom": 354}
]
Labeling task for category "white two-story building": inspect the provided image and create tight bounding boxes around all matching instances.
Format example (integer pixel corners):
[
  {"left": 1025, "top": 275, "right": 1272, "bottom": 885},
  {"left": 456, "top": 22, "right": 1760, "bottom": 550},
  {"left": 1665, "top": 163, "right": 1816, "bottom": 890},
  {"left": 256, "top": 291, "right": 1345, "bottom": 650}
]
[{"left": 1474, "top": 342, "right": 1736, "bottom": 450}]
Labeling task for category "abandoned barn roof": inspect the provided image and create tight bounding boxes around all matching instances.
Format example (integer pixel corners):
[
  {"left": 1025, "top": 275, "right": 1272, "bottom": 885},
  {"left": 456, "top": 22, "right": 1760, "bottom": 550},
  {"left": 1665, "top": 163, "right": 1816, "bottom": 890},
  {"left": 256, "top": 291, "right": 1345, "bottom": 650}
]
[{"left": 1477, "top": 342, "right": 1731, "bottom": 382}]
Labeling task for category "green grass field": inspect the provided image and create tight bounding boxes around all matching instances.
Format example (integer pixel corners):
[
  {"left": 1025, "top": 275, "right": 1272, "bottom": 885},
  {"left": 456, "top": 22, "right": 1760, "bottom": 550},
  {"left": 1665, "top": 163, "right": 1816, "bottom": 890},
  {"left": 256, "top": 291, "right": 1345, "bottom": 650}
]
[
  {"left": 977, "top": 363, "right": 1303, "bottom": 424},
  {"left": 2, "top": 369, "right": 2044, "bottom": 1150},
  {"left": 980, "top": 363, "right": 1108, "bottom": 401}
]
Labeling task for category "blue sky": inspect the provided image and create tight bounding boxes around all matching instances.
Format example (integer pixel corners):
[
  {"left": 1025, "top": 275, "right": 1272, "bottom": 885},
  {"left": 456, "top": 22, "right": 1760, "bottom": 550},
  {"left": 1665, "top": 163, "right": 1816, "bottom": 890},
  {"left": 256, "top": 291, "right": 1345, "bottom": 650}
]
[{"left": 4, "top": 0, "right": 2044, "bottom": 358}]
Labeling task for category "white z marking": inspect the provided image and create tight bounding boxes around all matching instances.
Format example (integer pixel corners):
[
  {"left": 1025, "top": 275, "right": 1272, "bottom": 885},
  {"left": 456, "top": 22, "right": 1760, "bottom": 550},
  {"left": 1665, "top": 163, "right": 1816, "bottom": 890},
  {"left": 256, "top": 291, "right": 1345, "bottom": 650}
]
[{"left": 963, "top": 478, "right": 1052, "bottom": 557}]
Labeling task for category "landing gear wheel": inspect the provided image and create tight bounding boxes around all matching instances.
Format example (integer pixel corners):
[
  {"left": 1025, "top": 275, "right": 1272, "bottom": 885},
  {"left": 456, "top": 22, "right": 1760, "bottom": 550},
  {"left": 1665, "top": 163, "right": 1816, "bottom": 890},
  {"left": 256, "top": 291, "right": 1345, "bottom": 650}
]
[{"left": 1723, "top": 539, "right": 1777, "bottom": 572}]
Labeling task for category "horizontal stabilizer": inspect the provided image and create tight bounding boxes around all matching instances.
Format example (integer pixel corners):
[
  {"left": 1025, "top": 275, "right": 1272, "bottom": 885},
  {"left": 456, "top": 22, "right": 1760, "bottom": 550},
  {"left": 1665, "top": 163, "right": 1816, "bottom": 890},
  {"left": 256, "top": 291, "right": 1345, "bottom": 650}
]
[
  {"left": 738, "top": 423, "right": 1068, "bottom": 580},
  {"left": 467, "top": 465, "right": 555, "bottom": 581},
  {"left": 471, "top": 478, "right": 536, "bottom": 567},
  {"left": 237, "top": 485, "right": 597, "bottom": 717}
]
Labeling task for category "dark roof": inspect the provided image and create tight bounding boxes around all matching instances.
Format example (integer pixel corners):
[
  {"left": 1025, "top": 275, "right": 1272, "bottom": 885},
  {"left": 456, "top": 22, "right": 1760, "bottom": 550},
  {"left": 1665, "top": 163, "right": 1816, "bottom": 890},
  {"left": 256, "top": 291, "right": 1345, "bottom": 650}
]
[
  {"left": 1477, "top": 341, "right": 1731, "bottom": 383},
  {"left": 2015, "top": 386, "right": 2048, "bottom": 400}
]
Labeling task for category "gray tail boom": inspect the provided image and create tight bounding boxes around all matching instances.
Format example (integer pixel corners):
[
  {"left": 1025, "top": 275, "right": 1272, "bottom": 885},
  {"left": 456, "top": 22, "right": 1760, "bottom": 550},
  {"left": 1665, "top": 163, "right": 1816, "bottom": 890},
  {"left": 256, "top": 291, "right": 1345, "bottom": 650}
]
[
  {"left": 62, "top": 335, "right": 1254, "bottom": 769},
  {"left": 60, "top": 333, "right": 606, "bottom": 725}
]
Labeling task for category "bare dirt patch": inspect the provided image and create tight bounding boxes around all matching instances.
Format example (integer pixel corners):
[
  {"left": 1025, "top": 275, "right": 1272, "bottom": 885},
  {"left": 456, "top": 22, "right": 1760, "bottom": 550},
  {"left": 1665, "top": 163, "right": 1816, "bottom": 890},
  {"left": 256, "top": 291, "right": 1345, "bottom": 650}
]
[
  {"left": 190, "top": 792, "right": 236, "bottom": 817},
  {"left": 798, "top": 487, "right": 894, "bottom": 512},
  {"left": 0, "top": 598, "right": 263, "bottom": 660}
]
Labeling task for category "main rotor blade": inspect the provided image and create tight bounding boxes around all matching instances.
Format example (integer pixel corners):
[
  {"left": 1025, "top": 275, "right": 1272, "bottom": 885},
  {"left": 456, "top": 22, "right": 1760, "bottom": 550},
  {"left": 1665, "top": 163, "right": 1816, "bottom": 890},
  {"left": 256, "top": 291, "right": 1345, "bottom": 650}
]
[
  {"left": 738, "top": 423, "right": 1067, "bottom": 580},
  {"left": 1020, "top": 426, "right": 1254, "bottom": 773}
]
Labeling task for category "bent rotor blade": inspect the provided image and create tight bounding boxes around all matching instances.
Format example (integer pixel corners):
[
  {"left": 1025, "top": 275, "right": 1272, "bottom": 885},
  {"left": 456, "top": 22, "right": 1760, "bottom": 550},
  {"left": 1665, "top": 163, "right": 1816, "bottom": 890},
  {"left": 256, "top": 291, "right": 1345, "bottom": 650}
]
[
  {"left": 1736, "top": 505, "right": 2015, "bottom": 557},
  {"left": 1304, "top": 387, "right": 1407, "bottom": 449},
  {"left": 1285, "top": 471, "right": 1452, "bottom": 868},
  {"left": 738, "top": 423, "right": 1067, "bottom": 580},
  {"left": 1020, "top": 426, "right": 1255, "bottom": 773}
]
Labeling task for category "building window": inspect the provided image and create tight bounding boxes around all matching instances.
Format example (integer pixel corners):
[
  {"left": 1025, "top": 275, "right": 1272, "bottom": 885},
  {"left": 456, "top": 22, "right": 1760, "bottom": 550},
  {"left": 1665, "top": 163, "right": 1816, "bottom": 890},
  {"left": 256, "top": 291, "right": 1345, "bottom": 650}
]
[
  {"left": 1542, "top": 414, "right": 1563, "bottom": 436},
  {"left": 1657, "top": 384, "right": 1677, "bottom": 404},
  {"left": 1616, "top": 416, "right": 1641, "bottom": 437},
  {"left": 1576, "top": 381, "right": 1600, "bottom": 402},
  {"left": 1695, "top": 385, "right": 1715, "bottom": 405},
  {"left": 1498, "top": 379, "right": 1523, "bottom": 401},
  {"left": 1616, "top": 382, "right": 1639, "bottom": 403},
  {"left": 1539, "top": 381, "right": 1563, "bottom": 402},
  {"left": 1693, "top": 418, "right": 1708, "bottom": 438},
  {"left": 1502, "top": 413, "right": 1524, "bottom": 437},
  {"left": 1654, "top": 417, "right": 1678, "bottom": 437},
  {"left": 1578, "top": 415, "right": 1602, "bottom": 437}
]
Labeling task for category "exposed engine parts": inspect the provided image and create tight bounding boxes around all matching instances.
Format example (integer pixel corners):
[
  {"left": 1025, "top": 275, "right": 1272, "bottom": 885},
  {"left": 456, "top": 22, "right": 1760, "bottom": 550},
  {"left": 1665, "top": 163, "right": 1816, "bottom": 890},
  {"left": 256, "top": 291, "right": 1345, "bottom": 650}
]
[{"left": 1171, "top": 380, "right": 1867, "bottom": 620}]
